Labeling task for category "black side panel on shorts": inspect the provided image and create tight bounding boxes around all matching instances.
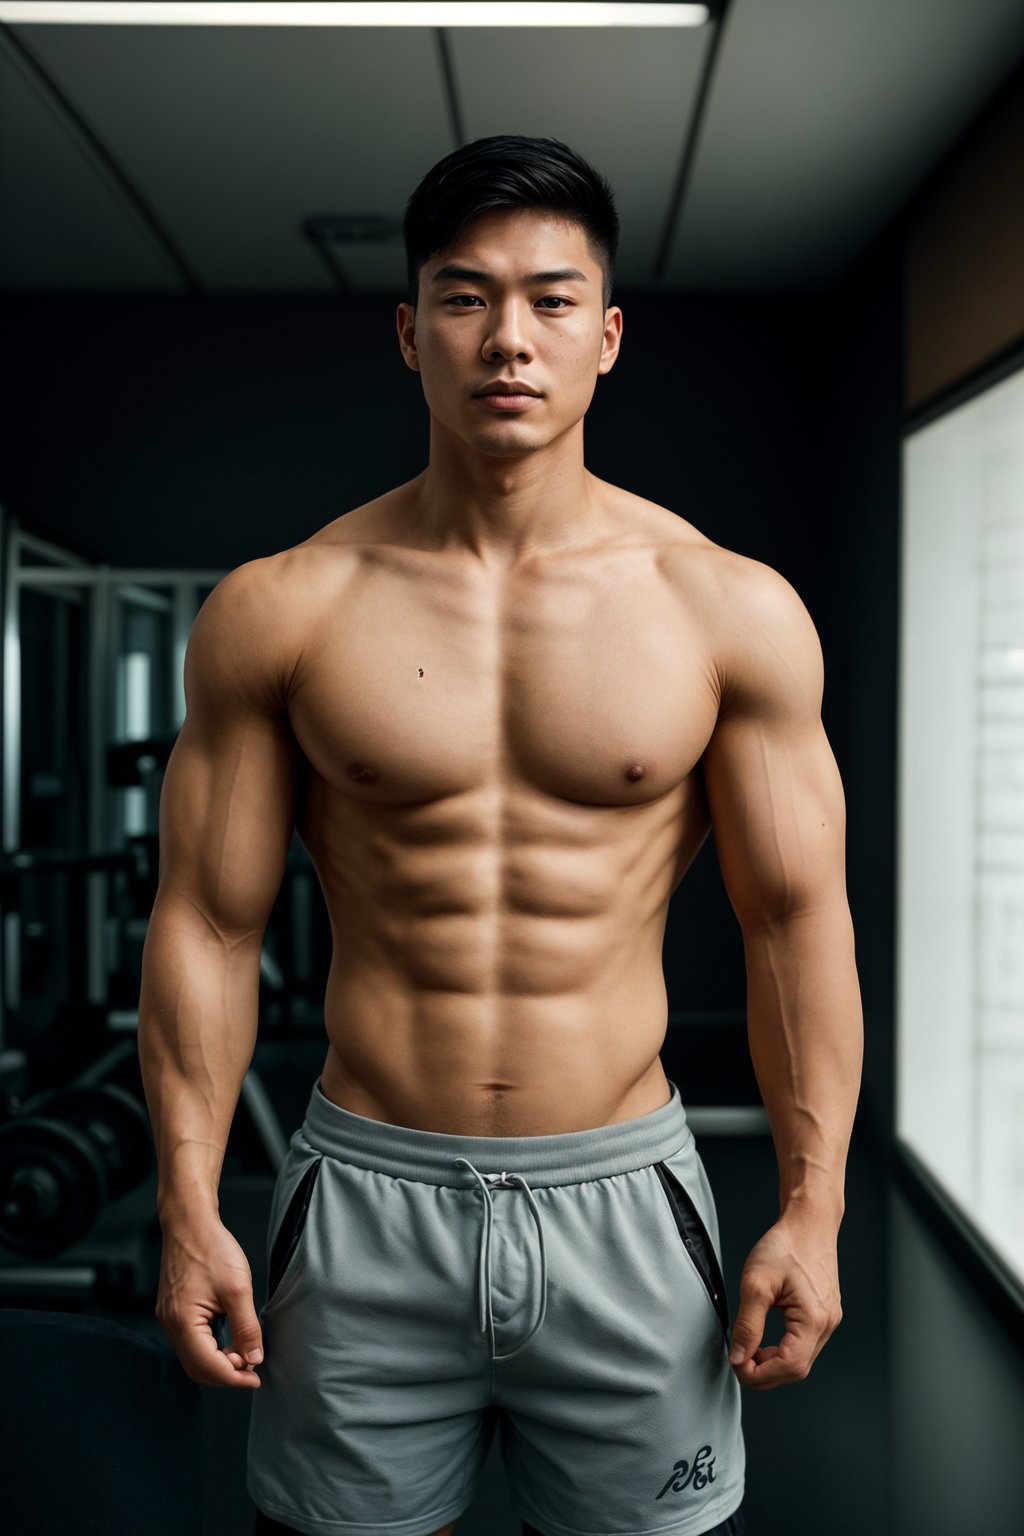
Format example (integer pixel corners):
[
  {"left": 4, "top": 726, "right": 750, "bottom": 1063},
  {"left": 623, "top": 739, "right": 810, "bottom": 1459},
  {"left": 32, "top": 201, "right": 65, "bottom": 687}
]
[
  {"left": 267, "top": 1156, "right": 323, "bottom": 1303},
  {"left": 653, "top": 1160, "right": 730, "bottom": 1338}
]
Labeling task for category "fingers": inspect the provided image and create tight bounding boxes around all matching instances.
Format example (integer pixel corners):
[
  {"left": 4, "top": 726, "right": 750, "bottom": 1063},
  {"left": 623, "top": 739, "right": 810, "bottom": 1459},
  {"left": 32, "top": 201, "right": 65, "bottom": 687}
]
[
  {"left": 728, "top": 1274, "right": 772, "bottom": 1370},
  {"left": 728, "top": 1222, "right": 843, "bottom": 1390},
  {"left": 225, "top": 1294, "right": 265, "bottom": 1372},
  {"left": 156, "top": 1222, "right": 265, "bottom": 1389},
  {"left": 730, "top": 1288, "right": 839, "bottom": 1391},
  {"left": 178, "top": 1319, "right": 263, "bottom": 1390},
  {"left": 159, "top": 1291, "right": 264, "bottom": 1390},
  {"left": 731, "top": 1327, "right": 816, "bottom": 1391}
]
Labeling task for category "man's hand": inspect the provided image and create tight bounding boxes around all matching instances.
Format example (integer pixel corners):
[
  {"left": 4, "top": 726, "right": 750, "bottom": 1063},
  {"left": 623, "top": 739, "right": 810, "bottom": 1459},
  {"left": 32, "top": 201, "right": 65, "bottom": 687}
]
[
  {"left": 156, "top": 1215, "right": 264, "bottom": 1389},
  {"left": 727, "top": 1208, "right": 842, "bottom": 1390}
]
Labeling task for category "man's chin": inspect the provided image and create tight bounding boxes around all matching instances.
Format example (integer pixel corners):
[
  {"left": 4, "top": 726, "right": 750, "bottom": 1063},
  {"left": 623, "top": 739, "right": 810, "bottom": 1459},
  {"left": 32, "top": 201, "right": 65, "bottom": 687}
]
[
  {"left": 476, "top": 435, "right": 543, "bottom": 459},
  {"left": 430, "top": 409, "right": 559, "bottom": 460},
  {"left": 463, "top": 424, "right": 547, "bottom": 459}
]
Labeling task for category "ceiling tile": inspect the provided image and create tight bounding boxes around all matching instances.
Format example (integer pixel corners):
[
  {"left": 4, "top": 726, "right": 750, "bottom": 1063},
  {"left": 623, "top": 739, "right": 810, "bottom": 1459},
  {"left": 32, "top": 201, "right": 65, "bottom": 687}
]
[
  {"left": 0, "top": 35, "right": 179, "bottom": 289},
  {"left": 6, "top": 3, "right": 1024, "bottom": 295},
  {"left": 666, "top": 0, "right": 1024, "bottom": 290},
  {"left": 18, "top": 22, "right": 453, "bottom": 290}
]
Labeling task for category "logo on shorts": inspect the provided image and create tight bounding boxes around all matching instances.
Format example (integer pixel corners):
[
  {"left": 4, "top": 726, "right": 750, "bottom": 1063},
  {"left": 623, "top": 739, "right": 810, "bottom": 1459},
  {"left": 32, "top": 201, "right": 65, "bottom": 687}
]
[{"left": 655, "top": 1444, "right": 717, "bottom": 1499}]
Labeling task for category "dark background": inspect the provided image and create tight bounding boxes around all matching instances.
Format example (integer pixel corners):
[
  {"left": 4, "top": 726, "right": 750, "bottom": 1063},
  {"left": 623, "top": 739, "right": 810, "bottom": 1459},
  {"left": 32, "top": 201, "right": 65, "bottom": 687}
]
[{"left": 1, "top": 75, "right": 1021, "bottom": 1536}]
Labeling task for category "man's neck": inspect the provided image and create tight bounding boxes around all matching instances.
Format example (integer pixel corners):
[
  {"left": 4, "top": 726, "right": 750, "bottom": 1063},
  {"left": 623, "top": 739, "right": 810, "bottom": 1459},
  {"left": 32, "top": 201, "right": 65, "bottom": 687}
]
[{"left": 408, "top": 424, "right": 609, "bottom": 566}]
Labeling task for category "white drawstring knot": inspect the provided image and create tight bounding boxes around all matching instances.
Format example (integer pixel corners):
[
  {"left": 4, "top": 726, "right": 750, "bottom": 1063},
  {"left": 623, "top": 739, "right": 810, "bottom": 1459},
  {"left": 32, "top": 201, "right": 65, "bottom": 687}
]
[{"left": 454, "top": 1157, "right": 549, "bottom": 1362}]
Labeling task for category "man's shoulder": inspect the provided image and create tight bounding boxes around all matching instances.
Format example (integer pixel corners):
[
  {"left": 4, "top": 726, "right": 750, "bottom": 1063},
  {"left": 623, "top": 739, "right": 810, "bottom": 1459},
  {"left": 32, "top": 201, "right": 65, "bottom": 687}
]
[
  {"left": 647, "top": 521, "right": 821, "bottom": 715},
  {"left": 201, "top": 548, "right": 324, "bottom": 636},
  {"left": 210, "top": 511, "right": 374, "bottom": 628},
  {"left": 609, "top": 486, "right": 785, "bottom": 584},
  {"left": 652, "top": 516, "right": 801, "bottom": 623},
  {"left": 197, "top": 497, "right": 401, "bottom": 704},
  {"left": 190, "top": 541, "right": 350, "bottom": 713},
  {"left": 706, "top": 558, "right": 821, "bottom": 713}
]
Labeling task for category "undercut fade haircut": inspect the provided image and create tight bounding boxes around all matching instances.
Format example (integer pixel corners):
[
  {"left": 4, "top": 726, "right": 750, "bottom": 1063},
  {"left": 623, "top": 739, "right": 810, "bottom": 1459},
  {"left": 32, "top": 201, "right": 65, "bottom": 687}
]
[{"left": 403, "top": 135, "right": 619, "bottom": 310}]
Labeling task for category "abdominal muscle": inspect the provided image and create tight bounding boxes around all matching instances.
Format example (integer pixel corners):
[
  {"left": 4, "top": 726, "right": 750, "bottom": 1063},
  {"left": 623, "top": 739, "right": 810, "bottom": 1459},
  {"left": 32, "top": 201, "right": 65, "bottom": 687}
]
[
  {"left": 319, "top": 969, "right": 675, "bottom": 1138},
  {"left": 309, "top": 777, "right": 702, "bottom": 1137}
]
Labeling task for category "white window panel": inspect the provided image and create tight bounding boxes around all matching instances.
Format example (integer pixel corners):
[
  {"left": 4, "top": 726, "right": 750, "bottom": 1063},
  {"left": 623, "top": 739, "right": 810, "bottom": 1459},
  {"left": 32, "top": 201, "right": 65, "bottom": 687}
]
[{"left": 899, "top": 361, "right": 1024, "bottom": 1283}]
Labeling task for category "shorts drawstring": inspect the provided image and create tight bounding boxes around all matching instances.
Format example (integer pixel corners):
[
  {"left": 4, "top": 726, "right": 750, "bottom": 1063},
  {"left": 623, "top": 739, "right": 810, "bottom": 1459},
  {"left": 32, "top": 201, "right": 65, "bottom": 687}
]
[{"left": 454, "top": 1157, "right": 548, "bottom": 1362}]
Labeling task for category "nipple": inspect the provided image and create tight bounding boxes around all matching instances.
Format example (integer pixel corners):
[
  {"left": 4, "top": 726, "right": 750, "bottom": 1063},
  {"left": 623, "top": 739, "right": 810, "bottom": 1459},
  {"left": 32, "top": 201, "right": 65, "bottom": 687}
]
[
  {"left": 348, "top": 762, "right": 378, "bottom": 784},
  {"left": 625, "top": 763, "right": 646, "bottom": 782}
]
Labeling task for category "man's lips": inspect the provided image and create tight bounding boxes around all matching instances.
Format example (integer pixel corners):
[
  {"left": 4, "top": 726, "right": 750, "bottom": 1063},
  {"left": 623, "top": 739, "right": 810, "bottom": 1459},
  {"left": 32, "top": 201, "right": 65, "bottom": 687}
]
[
  {"left": 474, "top": 383, "right": 542, "bottom": 410},
  {"left": 475, "top": 393, "right": 541, "bottom": 410},
  {"left": 475, "top": 382, "right": 542, "bottom": 397}
]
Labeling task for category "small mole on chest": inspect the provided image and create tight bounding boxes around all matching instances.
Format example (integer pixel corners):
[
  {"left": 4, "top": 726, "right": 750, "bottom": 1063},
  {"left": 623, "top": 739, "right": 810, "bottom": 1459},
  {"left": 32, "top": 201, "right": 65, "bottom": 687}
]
[
  {"left": 347, "top": 762, "right": 378, "bottom": 784},
  {"left": 625, "top": 762, "right": 646, "bottom": 783}
]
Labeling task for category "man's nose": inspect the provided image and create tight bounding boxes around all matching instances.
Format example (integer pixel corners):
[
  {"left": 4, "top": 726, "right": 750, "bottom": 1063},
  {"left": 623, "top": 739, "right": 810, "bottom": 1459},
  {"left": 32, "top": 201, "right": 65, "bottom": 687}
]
[{"left": 483, "top": 300, "right": 533, "bottom": 361}]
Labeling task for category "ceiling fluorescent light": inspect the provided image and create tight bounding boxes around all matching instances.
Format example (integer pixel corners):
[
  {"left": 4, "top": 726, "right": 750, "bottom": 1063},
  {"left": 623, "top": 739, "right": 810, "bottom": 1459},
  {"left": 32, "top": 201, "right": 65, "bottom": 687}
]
[{"left": 0, "top": 3, "right": 710, "bottom": 26}]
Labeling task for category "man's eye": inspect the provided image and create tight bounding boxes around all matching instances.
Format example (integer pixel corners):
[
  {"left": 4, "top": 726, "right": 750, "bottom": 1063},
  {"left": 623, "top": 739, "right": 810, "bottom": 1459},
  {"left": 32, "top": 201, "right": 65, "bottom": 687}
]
[{"left": 444, "top": 295, "right": 571, "bottom": 309}]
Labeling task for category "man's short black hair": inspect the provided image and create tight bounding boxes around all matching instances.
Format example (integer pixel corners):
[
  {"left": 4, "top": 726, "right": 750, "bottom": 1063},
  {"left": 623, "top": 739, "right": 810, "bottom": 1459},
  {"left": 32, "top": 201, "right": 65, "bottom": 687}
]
[{"left": 403, "top": 134, "right": 619, "bottom": 310}]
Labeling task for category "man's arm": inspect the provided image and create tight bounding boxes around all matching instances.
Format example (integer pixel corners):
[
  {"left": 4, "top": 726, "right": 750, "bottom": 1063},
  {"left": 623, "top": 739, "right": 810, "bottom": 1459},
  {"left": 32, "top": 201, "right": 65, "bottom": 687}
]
[
  {"left": 137, "top": 558, "right": 300, "bottom": 1389},
  {"left": 700, "top": 559, "right": 863, "bottom": 1391}
]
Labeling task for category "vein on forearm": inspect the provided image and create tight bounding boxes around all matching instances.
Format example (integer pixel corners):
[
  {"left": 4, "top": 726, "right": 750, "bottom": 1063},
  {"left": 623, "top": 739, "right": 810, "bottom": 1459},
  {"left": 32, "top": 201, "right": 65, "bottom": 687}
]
[{"left": 742, "top": 904, "right": 862, "bottom": 1209}]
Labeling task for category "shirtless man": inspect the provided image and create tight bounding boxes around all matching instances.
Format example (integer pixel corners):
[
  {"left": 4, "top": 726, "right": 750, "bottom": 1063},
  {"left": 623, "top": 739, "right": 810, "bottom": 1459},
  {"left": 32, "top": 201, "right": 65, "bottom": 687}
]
[{"left": 139, "top": 135, "right": 862, "bottom": 1536}]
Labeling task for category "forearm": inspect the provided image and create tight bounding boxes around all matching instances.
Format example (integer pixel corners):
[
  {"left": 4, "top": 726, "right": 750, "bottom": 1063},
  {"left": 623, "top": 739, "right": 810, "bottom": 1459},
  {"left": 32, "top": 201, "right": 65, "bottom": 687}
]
[
  {"left": 743, "top": 901, "right": 863, "bottom": 1229},
  {"left": 137, "top": 892, "right": 262, "bottom": 1228}
]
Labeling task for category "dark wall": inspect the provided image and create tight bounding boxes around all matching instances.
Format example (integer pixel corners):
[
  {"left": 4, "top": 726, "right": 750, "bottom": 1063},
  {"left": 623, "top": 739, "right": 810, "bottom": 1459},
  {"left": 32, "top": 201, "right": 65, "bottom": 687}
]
[
  {"left": 890, "top": 1186, "right": 1024, "bottom": 1536},
  {"left": 0, "top": 294, "right": 428, "bottom": 569},
  {"left": 819, "top": 228, "right": 904, "bottom": 1148},
  {"left": 0, "top": 287, "right": 832, "bottom": 580}
]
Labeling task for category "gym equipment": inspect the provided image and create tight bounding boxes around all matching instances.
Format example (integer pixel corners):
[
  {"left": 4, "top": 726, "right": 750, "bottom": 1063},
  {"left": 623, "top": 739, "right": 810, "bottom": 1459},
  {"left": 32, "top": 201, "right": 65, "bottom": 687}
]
[
  {"left": 0, "top": 841, "right": 148, "bottom": 893},
  {"left": 0, "top": 1080, "right": 153, "bottom": 1257}
]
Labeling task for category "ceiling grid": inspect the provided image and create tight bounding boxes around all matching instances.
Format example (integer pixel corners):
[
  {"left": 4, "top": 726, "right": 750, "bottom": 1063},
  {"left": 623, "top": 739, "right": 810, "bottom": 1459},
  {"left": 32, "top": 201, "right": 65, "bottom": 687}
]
[{"left": 2, "top": 1, "right": 1024, "bottom": 294}]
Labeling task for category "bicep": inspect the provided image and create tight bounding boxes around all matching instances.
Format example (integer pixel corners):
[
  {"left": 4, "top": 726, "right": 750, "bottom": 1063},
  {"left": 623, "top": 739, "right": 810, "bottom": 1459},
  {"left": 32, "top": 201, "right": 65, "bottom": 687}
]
[
  {"left": 155, "top": 567, "right": 300, "bottom": 943},
  {"left": 701, "top": 573, "right": 847, "bottom": 934}
]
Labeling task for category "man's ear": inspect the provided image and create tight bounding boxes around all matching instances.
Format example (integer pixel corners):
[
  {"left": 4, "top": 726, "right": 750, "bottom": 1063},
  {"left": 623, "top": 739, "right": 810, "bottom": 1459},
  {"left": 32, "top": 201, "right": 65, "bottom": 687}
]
[
  {"left": 396, "top": 302, "right": 420, "bottom": 373},
  {"left": 597, "top": 306, "right": 624, "bottom": 376}
]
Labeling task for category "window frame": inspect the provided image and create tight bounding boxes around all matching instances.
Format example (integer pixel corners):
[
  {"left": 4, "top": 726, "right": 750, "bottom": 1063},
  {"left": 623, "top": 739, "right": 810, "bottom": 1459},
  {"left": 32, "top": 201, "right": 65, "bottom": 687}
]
[{"left": 896, "top": 334, "right": 1024, "bottom": 1341}]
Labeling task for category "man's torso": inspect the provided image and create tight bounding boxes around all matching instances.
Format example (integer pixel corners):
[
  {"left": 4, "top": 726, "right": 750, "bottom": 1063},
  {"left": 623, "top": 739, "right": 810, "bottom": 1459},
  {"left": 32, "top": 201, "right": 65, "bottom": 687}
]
[{"left": 263, "top": 477, "right": 740, "bottom": 1135}]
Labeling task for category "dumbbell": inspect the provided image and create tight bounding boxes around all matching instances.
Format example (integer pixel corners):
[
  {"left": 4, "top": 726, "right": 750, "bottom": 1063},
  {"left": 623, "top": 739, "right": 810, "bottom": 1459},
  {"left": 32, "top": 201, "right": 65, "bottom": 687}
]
[{"left": 0, "top": 1083, "right": 153, "bottom": 1257}]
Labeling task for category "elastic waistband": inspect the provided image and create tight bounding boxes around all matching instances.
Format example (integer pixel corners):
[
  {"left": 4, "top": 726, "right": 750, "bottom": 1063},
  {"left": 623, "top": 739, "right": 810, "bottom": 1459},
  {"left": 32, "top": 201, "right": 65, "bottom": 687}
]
[{"left": 296, "top": 1078, "right": 692, "bottom": 1187}]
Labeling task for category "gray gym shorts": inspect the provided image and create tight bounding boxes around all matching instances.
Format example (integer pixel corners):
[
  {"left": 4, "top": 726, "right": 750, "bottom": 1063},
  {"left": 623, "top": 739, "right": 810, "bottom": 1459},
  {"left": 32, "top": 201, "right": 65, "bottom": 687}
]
[{"left": 246, "top": 1078, "right": 745, "bottom": 1536}]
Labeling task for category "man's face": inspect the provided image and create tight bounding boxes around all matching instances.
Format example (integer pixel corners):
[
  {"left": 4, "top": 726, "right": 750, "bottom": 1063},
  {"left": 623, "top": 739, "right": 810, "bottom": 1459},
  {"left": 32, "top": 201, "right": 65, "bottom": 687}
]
[{"left": 396, "top": 208, "right": 622, "bottom": 459}]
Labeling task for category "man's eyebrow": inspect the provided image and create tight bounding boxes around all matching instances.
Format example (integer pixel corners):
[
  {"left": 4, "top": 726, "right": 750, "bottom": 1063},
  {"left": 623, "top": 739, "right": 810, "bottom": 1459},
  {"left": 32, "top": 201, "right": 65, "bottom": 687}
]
[{"left": 429, "top": 264, "right": 589, "bottom": 285}]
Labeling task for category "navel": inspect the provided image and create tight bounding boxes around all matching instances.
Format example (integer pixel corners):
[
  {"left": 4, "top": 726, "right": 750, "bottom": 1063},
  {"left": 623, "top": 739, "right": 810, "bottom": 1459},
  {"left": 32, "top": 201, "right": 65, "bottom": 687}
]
[
  {"left": 347, "top": 762, "right": 378, "bottom": 784},
  {"left": 625, "top": 762, "right": 646, "bottom": 783}
]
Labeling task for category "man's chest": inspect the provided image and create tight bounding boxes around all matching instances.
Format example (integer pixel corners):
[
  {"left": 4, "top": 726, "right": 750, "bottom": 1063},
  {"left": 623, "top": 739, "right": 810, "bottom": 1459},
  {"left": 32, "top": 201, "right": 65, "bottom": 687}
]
[{"left": 287, "top": 556, "right": 720, "bottom": 809}]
